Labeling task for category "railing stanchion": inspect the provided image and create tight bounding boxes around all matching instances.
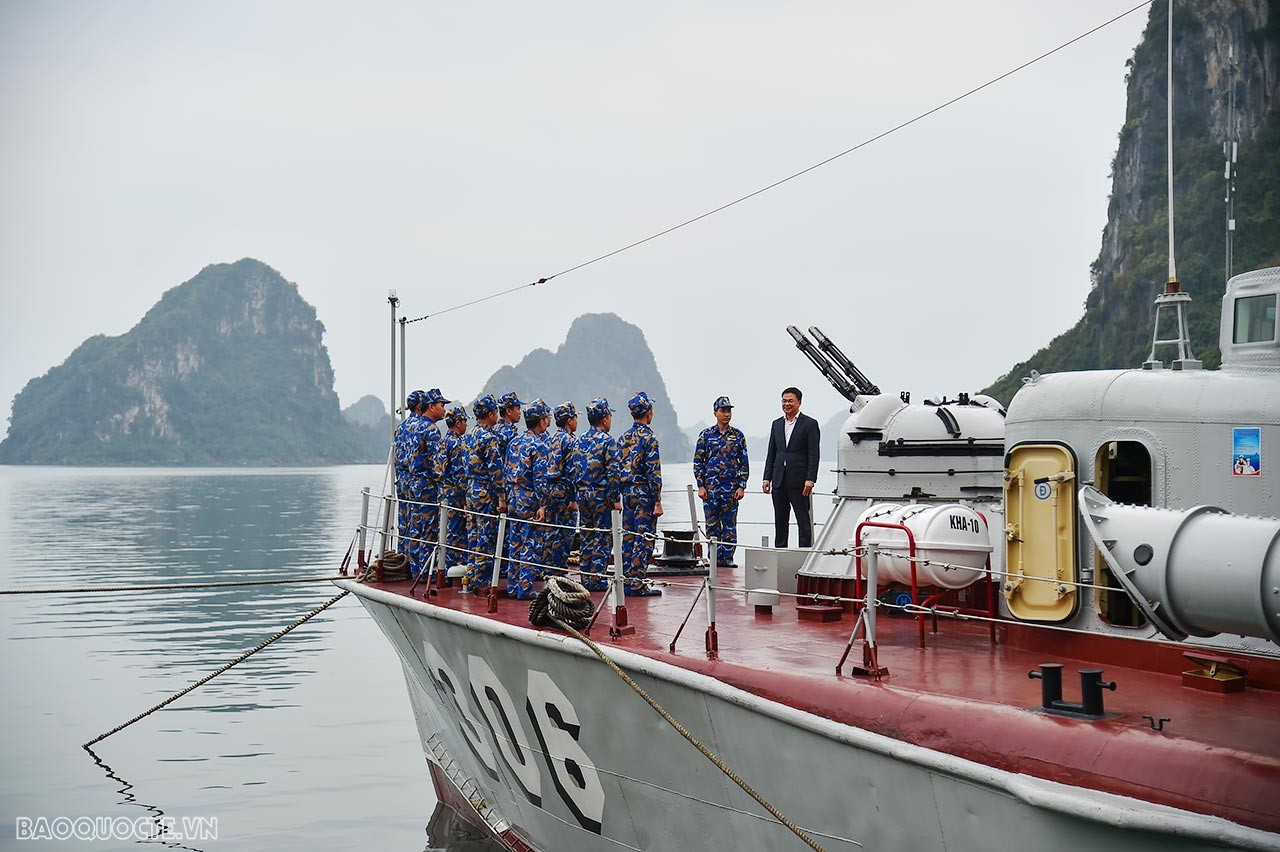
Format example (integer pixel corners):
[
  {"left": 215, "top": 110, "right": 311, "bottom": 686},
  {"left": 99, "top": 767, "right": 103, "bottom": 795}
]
[
  {"left": 488, "top": 514, "right": 507, "bottom": 614},
  {"left": 437, "top": 502, "right": 449, "bottom": 591},
  {"left": 611, "top": 510, "right": 634, "bottom": 637},
  {"left": 861, "top": 544, "right": 887, "bottom": 678},
  {"left": 357, "top": 487, "right": 371, "bottom": 570},
  {"left": 686, "top": 483, "right": 701, "bottom": 561},
  {"left": 836, "top": 543, "right": 888, "bottom": 679},
  {"left": 705, "top": 539, "right": 719, "bottom": 658},
  {"left": 377, "top": 494, "right": 395, "bottom": 582}
]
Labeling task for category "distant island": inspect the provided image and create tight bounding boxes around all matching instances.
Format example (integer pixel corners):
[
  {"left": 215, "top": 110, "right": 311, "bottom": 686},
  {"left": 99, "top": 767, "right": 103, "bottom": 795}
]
[
  {"left": 0, "top": 259, "right": 363, "bottom": 465},
  {"left": 480, "top": 313, "right": 691, "bottom": 460},
  {"left": 0, "top": 266, "right": 693, "bottom": 466}
]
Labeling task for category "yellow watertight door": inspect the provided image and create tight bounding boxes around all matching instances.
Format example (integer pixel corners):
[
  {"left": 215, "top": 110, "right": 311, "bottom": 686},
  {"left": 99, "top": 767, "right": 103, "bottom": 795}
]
[{"left": 1004, "top": 443, "right": 1078, "bottom": 622}]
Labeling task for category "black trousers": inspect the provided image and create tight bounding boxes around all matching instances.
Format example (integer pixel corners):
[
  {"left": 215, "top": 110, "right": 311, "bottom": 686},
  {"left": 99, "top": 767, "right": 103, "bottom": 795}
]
[{"left": 771, "top": 485, "right": 813, "bottom": 548}]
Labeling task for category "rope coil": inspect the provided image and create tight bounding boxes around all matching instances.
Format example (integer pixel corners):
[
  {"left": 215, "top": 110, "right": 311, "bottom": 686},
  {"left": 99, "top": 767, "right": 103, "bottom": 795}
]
[{"left": 529, "top": 576, "right": 594, "bottom": 630}]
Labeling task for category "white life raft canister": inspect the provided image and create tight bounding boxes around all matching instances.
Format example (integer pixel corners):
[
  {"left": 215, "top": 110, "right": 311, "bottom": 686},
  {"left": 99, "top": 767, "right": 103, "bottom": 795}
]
[{"left": 853, "top": 503, "right": 992, "bottom": 589}]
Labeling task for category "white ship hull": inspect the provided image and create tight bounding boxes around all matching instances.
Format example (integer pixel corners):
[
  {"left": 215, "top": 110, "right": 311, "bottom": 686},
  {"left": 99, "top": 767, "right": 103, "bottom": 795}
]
[{"left": 342, "top": 581, "right": 1272, "bottom": 852}]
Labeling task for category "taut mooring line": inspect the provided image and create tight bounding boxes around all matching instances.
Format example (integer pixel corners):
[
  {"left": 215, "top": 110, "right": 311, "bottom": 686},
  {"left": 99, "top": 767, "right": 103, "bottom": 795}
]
[
  {"left": 2, "top": 576, "right": 348, "bottom": 596},
  {"left": 84, "top": 590, "right": 350, "bottom": 748}
]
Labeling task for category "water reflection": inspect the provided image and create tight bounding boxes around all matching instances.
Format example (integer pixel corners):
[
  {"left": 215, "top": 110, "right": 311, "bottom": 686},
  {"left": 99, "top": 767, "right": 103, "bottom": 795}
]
[
  {"left": 4, "top": 468, "right": 354, "bottom": 699},
  {"left": 83, "top": 745, "right": 208, "bottom": 852},
  {"left": 1, "top": 465, "right": 437, "bottom": 852}
]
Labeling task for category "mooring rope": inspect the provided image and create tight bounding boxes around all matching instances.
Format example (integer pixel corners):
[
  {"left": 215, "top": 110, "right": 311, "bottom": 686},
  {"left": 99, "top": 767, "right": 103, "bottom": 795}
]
[
  {"left": 551, "top": 617, "right": 830, "bottom": 852},
  {"left": 83, "top": 590, "right": 350, "bottom": 748},
  {"left": 2, "top": 576, "right": 348, "bottom": 597}
]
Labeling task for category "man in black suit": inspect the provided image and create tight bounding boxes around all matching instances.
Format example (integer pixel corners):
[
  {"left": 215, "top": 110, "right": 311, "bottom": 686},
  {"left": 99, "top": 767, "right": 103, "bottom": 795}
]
[{"left": 762, "top": 386, "right": 820, "bottom": 548}]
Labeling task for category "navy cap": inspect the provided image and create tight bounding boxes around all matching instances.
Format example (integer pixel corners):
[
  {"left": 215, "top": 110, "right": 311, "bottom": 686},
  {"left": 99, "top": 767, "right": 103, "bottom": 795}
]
[
  {"left": 406, "top": 389, "right": 427, "bottom": 410},
  {"left": 525, "top": 398, "right": 550, "bottom": 421},
  {"left": 423, "top": 388, "right": 451, "bottom": 405},
  {"left": 444, "top": 405, "right": 468, "bottom": 426},
  {"left": 586, "top": 397, "right": 614, "bottom": 420},
  {"left": 498, "top": 392, "right": 524, "bottom": 409},
  {"left": 472, "top": 394, "right": 497, "bottom": 417},
  {"left": 553, "top": 401, "right": 577, "bottom": 425},
  {"left": 713, "top": 395, "right": 733, "bottom": 411},
  {"left": 627, "top": 391, "right": 653, "bottom": 417}
]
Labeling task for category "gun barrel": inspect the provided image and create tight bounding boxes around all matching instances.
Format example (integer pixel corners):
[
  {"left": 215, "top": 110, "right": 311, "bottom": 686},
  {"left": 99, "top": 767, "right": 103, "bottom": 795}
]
[
  {"left": 809, "top": 326, "right": 880, "bottom": 396},
  {"left": 786, "top": 326, "right": 860, "bottom": 403}
]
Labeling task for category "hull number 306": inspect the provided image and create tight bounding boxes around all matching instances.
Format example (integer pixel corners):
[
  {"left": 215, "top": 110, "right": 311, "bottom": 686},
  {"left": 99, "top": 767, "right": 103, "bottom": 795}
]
[{"left": 419, "top": 640, "right": 606, "bottom": 834}]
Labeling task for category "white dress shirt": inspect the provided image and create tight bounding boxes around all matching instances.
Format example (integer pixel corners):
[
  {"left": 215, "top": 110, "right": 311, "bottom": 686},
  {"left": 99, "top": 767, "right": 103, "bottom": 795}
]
[{"left": 783, "top": 415, "right": 797, "bottom": 447}]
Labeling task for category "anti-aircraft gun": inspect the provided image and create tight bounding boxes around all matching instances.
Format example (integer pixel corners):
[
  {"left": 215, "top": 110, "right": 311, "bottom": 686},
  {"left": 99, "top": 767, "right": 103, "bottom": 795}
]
[{"left": 785, "top": 325, "right": 880, "bottom": 402}]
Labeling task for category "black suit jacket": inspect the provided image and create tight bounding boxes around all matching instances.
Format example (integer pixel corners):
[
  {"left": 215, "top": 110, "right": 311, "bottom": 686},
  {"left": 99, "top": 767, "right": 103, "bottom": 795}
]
[{"left": 763, "top": 412, "right": 820, "bottom": 488}]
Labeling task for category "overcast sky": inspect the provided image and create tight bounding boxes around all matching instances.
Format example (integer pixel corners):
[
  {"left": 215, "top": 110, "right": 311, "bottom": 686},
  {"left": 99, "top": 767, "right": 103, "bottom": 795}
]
[{"left": 0, "top": 1, "right": 1150, "bottom": 440}]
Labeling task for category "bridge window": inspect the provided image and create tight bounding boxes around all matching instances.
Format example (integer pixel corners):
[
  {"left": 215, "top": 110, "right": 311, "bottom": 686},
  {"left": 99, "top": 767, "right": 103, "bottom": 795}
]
[{"left": 1233, "top": 294, "right": 1277, "bottom": 344}]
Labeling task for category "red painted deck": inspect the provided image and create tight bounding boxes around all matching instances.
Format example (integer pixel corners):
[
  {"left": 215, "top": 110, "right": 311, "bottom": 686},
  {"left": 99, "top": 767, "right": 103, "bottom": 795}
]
[{"left": 369, "top": 569, "right": 1280, "bottom": 836}]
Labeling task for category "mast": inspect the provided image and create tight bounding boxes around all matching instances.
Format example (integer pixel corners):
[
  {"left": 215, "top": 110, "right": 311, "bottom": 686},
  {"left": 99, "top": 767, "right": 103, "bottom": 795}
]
[
  {"left": 1166, "top": 0, "right": 1177, "bottom": 286},
  {"left": 389, "top": 290, "right": 400, "bottom": 441},
  {"left": 1144, "top": 0, "right": 1200, "bottom": 371}
]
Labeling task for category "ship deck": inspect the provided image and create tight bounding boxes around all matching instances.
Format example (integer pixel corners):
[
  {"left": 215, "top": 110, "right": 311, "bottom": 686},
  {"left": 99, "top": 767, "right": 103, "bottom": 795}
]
[{"left": 362, "top": 568, "right": 1280, "bottom": 836}]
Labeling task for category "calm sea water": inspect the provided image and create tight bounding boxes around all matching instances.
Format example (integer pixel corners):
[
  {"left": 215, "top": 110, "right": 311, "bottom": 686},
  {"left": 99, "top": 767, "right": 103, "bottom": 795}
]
[{"left": 0, "top": 462, "right": 826, "bottom": 852}]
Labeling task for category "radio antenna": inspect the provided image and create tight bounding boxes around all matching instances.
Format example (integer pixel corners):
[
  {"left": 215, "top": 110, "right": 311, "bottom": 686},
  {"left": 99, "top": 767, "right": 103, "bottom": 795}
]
[
  {"left": 1166, "top": 0, "right": 1177, "bottom": 285},
  {"left": 1224, "top": 42, "right": 1238, "bottom": 282}
]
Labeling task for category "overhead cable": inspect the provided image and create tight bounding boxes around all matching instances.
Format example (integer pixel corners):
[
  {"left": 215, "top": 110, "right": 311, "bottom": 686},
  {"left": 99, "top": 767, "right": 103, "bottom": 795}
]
[{"left": 405, "top": 0, "right": 1152, "bottom": 324}]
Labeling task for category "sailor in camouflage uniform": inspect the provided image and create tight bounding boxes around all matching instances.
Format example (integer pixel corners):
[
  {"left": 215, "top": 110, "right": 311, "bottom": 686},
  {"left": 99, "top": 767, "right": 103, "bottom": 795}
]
[
  {"left": 441, "top": 404, "right": 470, "bottom": 573},
  {"left": 503, "top": 399, "right": 551, "bottom": 599},
  {"left": 617, "top": 392, "right": 663, "bottom": 595},
  {"left": 495, "top": 392, "right": 524, "bottom": 458},
  {"left": 544, "top": 401, "right": 580, "bottom": 575},
  {"left": 572, "top": 398, "right": 621, "bottom": 591},
  {"left": 495, "top": 391, "right": 525, "bottom": 563},
  {"left": 693, "top": 396, "right": 750, "bottom": 567},
  {"left": 394, "top": 390, "right": 429, "bottom": 575},
  {"left": 394, "top": 387, "right": 448, "bottom": 578},
  {"left": 463, "top": 394, "right": 505, "bottom": 591}
]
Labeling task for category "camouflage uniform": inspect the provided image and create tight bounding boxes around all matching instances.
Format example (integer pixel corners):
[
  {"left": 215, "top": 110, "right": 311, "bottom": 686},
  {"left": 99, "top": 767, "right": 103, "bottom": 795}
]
[
  {"left": 441, "top": 405, "right": 470, "bottom": 571},
  {"left": 495, "top": 392, "right": 524, "bottom": 566},
  {"left": 494, "top": 392, "right": 524, "bottom": 458},
  {"left": 394, "top": 388, "right": 448, "bottom": 578},
  {"left": 693, "top": 396, "right": 750, "bottom": 566},
  {"left": 618, "top": 392, "right": 661, "bottom": 594},
  {"left": 573, "top": 398, "right": 621, "bottom": 591},
  {"left": 503, "top": 399, "right": 550, "bottom": 599},
  {"left": 544, "top": 402, "right": 580, "bottom": 574},
  {"left": 463, "top": 395, "right": 504, "bottom": 590}
]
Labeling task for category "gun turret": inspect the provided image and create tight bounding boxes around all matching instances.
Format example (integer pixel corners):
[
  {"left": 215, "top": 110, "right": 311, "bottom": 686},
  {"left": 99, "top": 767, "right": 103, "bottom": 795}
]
[
  {"left": 786, "top": 326, "right": 862, "bottom": 403},
  {"left": 809, "top": 326, "right": 880, "bottom": 396}
]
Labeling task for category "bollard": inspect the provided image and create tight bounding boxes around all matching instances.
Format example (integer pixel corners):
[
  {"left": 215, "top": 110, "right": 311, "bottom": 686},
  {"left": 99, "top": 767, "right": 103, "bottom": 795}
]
[
  {"left": 358, "top": 487, "right": 371, "bottom": 570},
  {"left": 611, "top": 509, "right": 634, "bottom": 636},
  {"left": 488, "top": 514, "right": 507, "bottom": 614},
  {"left": 705, "top": 539, "right": 719, "bottom": 658}
]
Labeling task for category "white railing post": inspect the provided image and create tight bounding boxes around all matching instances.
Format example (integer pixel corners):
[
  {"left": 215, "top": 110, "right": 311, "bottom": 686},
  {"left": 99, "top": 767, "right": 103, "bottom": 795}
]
[
  {"left": 488, "top": 514, "right": 507, "bottom": 613},
  {"left": 864, "top": 543, "right": 879, "bottom": 649},
  {"left": 686, "top": 483, "right": 700, "bottom": 557},
  {"left": 437, "top": 500, "right": 449, "bottom": 578},
  {"left": 705, "top": 539, "right": 719, "bottom": 657},
  {"left": 358, "top": 487, "right": 371, "bottom": 569},
  {"left": 611, "top": 509, "right": 634, "bottom": 636}
]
